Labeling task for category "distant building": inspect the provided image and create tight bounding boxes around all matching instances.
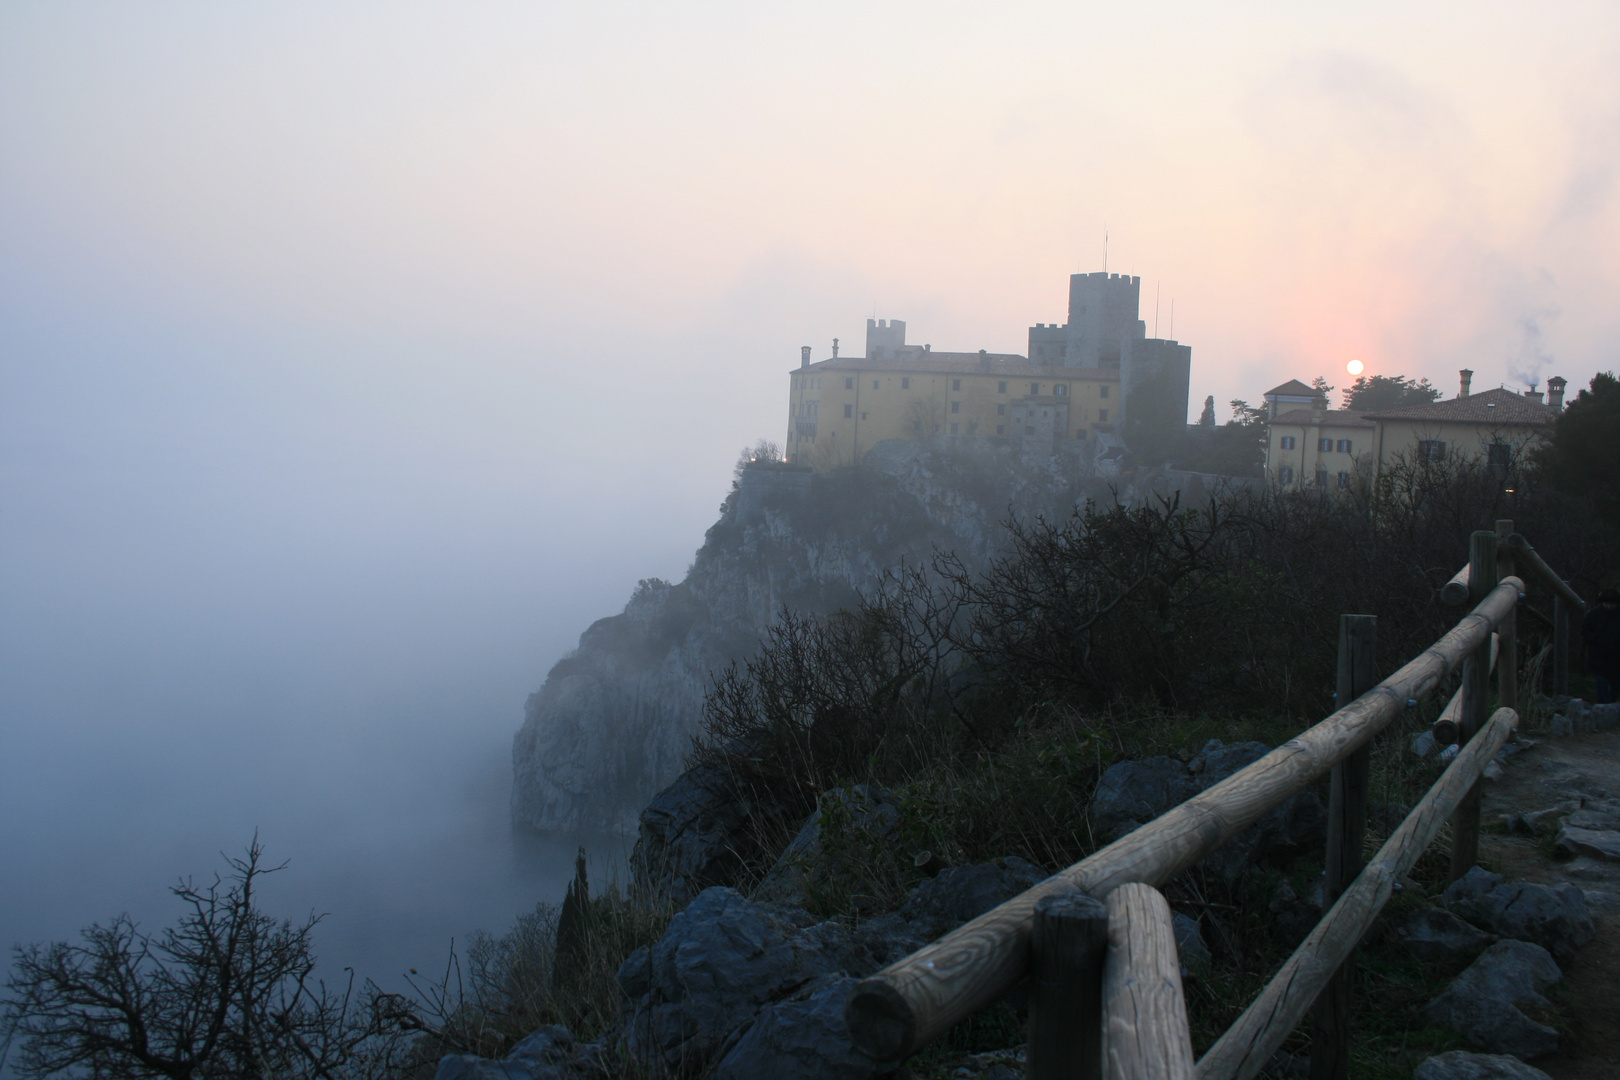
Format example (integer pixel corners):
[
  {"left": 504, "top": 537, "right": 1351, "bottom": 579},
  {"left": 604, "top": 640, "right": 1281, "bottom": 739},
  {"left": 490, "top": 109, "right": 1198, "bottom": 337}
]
[
  {"left": 1262, "top": 370, "right": 1568, "bottom": 489},
  {"left": 1360, "top": 371, "right": 1565, "bottom": 476},
  {"left": 786, "top": 272, "right": 1191, "bottom": 468}
]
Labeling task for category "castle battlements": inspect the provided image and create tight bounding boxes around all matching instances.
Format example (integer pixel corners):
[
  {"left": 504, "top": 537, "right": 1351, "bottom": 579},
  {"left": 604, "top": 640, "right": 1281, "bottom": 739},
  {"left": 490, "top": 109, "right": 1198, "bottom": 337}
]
[{"left": 785, "top": 270, "right": 1192, "bottom": 470}]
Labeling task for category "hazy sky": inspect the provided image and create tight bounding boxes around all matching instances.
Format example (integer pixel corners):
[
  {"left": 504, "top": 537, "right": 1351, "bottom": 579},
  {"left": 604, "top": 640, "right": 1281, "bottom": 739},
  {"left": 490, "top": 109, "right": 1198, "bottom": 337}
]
[{"left": 2, "top": 0, "right": 1618, "bottom": 1011}]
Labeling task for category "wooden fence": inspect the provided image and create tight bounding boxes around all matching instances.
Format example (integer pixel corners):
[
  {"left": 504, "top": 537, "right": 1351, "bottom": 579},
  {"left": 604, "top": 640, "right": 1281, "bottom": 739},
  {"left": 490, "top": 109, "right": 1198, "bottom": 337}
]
[{"left": 844, "top": 521, "right": 1589, "bottom": 1080}]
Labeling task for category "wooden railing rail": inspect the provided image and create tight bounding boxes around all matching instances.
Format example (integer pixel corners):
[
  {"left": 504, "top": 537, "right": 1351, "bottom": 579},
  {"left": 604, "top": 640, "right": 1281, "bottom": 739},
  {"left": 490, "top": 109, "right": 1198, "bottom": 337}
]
[
  {"left": 845, "top": 576, "right": 1524, "bottom": 1062},
  {"left": 1431, "top": 633, "right": 1498, "bottom": 747},
  {"left": 1195, "top": 706, "right": 1519, "bottom": 1080},
  {"left": 1441, "top": 532, "right": 1584, "bottom": 616},
  {"left": 1103, "top": 884, "right": 1195, "bottom": 1080}
]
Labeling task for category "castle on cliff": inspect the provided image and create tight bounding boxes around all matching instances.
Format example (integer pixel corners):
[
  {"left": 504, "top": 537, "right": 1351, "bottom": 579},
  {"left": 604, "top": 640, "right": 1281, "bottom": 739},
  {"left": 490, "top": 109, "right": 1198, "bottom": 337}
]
[{"left": 785, "top": 271, "right": 1192, "bottom": 469}]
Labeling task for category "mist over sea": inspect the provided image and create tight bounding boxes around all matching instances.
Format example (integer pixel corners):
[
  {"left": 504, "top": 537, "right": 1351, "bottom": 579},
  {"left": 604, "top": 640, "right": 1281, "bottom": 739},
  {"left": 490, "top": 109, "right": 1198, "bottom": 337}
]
[{"left": 0, "top": 314, "right": 721, "bottom": 1003}]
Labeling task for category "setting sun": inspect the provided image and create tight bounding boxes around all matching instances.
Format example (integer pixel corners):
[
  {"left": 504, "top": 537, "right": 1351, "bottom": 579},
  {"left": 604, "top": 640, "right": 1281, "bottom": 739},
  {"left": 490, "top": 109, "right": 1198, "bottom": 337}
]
[{"left": 1347, "top": 360, "right": 1365, "bottom": 375}]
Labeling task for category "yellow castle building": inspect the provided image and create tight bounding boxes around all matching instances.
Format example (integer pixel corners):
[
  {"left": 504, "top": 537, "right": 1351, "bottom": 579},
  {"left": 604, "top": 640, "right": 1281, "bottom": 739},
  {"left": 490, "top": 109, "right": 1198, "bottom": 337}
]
[{"left": 786, "top": 272, "right": 1192, "bottom": 469}]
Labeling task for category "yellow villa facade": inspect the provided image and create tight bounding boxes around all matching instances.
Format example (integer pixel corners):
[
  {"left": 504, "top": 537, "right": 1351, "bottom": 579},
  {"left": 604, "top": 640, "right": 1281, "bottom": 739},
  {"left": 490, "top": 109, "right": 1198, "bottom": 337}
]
[
  {"left": 1263, "top": 372, "right": 1567, "bottom": 489},
  {"left": 787, "top": 351, "right": 1120, "bottom": 469}
]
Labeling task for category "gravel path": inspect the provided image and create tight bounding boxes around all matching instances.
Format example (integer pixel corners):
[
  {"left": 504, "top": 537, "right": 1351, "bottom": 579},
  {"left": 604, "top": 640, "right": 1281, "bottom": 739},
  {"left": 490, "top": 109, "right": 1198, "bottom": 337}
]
[{"left": 1481, "top": 728, "right": 1620, "bottom": 1080}]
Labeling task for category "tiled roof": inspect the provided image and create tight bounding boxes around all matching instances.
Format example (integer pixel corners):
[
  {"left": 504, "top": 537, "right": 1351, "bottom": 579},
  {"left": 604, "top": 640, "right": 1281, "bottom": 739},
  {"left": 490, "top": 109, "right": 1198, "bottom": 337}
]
[
  {"left": 795, "top": 353, "right": 1116, "bottom": 379},
  {"left": 1270, "top": 408, "right": 1375, "bottom": 429},
  {"left": 1264, "top": 379, "right": 1323, "bottom": 398},
  {"left": 1360, "top": 388, "right": 1560, "bottom": 426}
]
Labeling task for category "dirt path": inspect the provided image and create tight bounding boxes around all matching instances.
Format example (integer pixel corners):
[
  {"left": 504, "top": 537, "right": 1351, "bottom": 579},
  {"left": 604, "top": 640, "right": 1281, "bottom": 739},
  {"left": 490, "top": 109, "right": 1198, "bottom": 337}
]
[{"left": 1480, "top": 729, "right": 1620, "bottom": 1080}]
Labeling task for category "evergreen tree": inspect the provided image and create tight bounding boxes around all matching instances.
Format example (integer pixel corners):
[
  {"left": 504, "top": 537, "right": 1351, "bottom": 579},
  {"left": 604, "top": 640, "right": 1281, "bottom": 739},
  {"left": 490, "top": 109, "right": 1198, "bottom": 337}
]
[
  {"left": 1198, "top": 395, "right": 1216, "bottom": 427},
  {"left": 1341, "top": 374, "right": 1440, "bottom": 412},
  {"left": 1534, "top": 372, "right": 1620, "bottom": 525}
]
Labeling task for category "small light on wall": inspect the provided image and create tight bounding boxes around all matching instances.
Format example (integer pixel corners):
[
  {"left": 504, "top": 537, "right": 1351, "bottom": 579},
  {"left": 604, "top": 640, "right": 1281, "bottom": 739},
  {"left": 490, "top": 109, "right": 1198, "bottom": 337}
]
[{"left": 1346, "top": 360, "right": 1364, "bottom": 375}]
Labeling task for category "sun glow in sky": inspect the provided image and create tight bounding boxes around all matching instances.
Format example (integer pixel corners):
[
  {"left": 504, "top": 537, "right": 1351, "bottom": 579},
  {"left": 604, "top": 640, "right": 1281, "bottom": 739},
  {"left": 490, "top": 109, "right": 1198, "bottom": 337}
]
[{"left": 5, "top": 4, "right": 1618, "bottom": 439}]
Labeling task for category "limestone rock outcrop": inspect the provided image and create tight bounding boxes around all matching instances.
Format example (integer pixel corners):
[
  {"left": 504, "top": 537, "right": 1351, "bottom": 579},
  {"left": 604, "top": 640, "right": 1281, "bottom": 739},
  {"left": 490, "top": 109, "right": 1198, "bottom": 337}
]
[{"left": 512, "top": 439, "right": 1108, "bottom": 835}]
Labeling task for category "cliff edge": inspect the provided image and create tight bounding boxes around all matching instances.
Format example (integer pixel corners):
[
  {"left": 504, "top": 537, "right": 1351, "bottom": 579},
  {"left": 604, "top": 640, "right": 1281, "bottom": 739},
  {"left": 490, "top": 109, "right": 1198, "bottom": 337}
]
[{"left": 511, "top": 438, "right": 1115, "bottom": 836}]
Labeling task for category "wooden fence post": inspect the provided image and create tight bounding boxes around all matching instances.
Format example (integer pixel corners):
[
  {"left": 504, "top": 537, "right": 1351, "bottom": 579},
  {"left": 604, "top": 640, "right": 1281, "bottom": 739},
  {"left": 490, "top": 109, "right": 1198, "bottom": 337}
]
[
  {"left": 1554, "top": 586, "right": 1570, "bottom": 697},
  {"left": 1495, "top": 520, "right": 1519, "bottom": 716},
  {"left": 1029, "top": 892, "right": 1109, "bottom": 1080},
  {"left": 1310, "top": 614, "right": 1376, "bottom": 1080},
  {"left": 1102, "top": 884, "right": 1194, "bottom": 1080},
  {"left": 1449, "top": 530, "right": 1497, "bottom": 881}
]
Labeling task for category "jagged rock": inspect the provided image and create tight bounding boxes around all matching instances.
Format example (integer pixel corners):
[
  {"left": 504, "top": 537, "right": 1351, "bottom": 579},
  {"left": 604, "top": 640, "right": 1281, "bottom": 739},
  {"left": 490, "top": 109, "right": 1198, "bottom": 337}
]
[
  {"left": 1559, "top": 699, "right": 1620, "bottom": 735},
  {"left": 1443, "top": 872, "right": 1594, "bottom": 963},
  {"left": 1412, "top": 730, "right": 1438, "bottom": 757},
  {"left": 1440, "top": 866, "right": 1503, "bottom": 908},
  {"left": 435, "top": 1026, "right": 582, "bottom": 1080},
  {"left": 1424, "top": 940, "right": 1562, "bottom": 1059},
  {"left": 629, "top": 762, "right": 758, "bottom": 904},
  {"left": 755, "top": 786, "right": 903, "bottom": 905},
  {"left": 1413, "top": 1051, "right": 1553, "bottom": 1080},
  {"left": 1172, "top": 912, "right": 1211, "bottom": 967},
  {"left": 899, "top": 858, "right": 1047, "bottom": 937},
  {"left": 711, "top": 974, "right": 890, "bottom": 1080},
  {"left": 1389, "top": 907, "right": 1496, "bottom": 960},
  {"left": 1555, "top": 825, "right": 1620, "bottom": 861},
  {"left": 619, "top": 888, "right": 856, "bottom": 1073},
  {"left": 1565, "top": 800, "right": 1620, "bottom": 830},
  {"left": 1548, "top": 715, "right": 1574, "bottom": 737},
  {"left": 1088, "top": 756, "right": 1198, "bottom": 840},
  {"left": 852, "top": 912, "right": 929, "bottom": 970}
]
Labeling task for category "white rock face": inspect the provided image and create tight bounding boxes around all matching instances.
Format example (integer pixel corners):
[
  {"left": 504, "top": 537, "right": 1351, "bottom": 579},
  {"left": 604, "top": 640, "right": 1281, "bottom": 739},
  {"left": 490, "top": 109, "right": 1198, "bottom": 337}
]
[{"left": 511, "top": 439, "right": 1221, "bottom": 836}]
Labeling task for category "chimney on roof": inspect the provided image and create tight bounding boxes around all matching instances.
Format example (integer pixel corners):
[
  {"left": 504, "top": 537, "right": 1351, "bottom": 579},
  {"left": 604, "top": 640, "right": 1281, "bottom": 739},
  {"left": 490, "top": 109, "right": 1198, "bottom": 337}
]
[
  {"left": 800, "top": 346, "right": 811, "bottom": 369},
  {"left": 1548, "top": 376, "right": 1567, "bottom": 409},
  {"left": 978, "top": 348, "right": 990, "bottom": 370},
  {"left": 1459, "top": 369, "right": 1473, "bottom": 398},
  {"left": 1524, "top": 388, "right": 1544, "bottom": 404},
  {"left": 832, "top": 337, "right": 839, "bottom": 359}
]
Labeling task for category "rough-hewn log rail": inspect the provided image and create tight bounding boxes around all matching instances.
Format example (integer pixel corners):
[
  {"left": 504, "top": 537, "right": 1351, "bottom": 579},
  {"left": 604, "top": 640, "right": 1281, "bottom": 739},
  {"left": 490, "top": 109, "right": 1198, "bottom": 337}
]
[
  {"left": 844, "top": 577, "right": 1525, "bottom": 1062},
  {"left": 1103, "top": 884, "right": 1195, "bottom": 1080},
  {"left": 1442, "top": 536, "right": 1585, "bottom": 614},
  {"left": 1194, "top": 706, "right": 1519, "bottom": 1080},
  {"left": 1432, "top": 633, "right": 1498, "bottom": 747}
]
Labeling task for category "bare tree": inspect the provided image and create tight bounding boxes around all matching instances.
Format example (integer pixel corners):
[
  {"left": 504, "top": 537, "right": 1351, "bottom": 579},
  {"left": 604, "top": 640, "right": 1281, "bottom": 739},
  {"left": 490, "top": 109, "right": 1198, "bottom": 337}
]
[{"left": 2, "top": 838, "right": 414, "bottom": 1080}]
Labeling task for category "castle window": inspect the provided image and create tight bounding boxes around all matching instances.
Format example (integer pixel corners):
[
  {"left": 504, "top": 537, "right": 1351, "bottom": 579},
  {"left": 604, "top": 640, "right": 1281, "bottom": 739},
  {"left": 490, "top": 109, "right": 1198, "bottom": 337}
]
[
  {"left": 950, "top": 401, "right": 961, "bottom": 414},
  {"left": 1100, "top": 385, "right": 1110, "bottom": 399},
  {"left": 1280, "top": 436, "right": 1296, "bottom": 450},
  {"left": 998, "top": 381, "right": 1007, "bottom": 393},
  {"left": 844, "top": 404, "right": 853, "bottom": 418},
  {"left": 950, "top": 422, "right": 959, "bottom": 434},
  {"left": 1279, "top": 466, "right": 1295, "bottom": 484},
  {"left": 952, "top": 379, "right": 962, "bottom": 391},
  {"left": 873, "top": 379, "right": 880, "bottom": 389},
  {"left": 845, "top": 377, "right": 854, "bottom": 390},
  {"left": 1054, "top": 384, "right": 1068, "bottom": 396},
  {"left": 1025, "top": 425, "right": 1035, "bottom": 436},
  {"left": 1098, "top": 408, "right": 1108, "bottom": 422},
  {"left": 1315, "top": 469, "right": 1328, "bottom": 488},
  {"left": 1418, "top": 440, "right": 1446, "bottom": 462},
  {"left": 996, "top": 425, "right": 1005, "bottom": 435},
  {"left": 1030, "top": 382, "right": 1040, "bottom": 395},
  {"left": 1338, "top": 471, "right": 1350, "bottom": 489},
  {"left": 1337, "top": 439, "right": 1352, "bottom": 454},
  {"left": 1319, "top": 438, "right": 1333, "bottom": 453},
  {"left": 996, "top": 403, "right": 1006, "bottom": 416},
  {"left": 1487, "top": 442, "right": 1512, "bottom": 467},
  {"left": 901, "top": 377, "right": 910, "bottom": 389}
]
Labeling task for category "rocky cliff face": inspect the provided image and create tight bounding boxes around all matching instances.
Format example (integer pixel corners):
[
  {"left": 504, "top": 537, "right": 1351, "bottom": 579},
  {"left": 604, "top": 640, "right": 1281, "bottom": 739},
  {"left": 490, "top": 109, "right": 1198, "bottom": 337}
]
[{"left": 511, "top": 437, "right": 1118, "bottom": 836}]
